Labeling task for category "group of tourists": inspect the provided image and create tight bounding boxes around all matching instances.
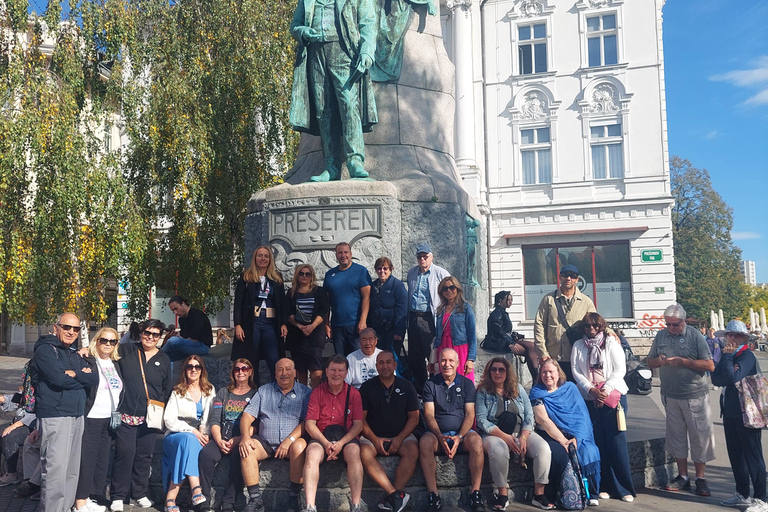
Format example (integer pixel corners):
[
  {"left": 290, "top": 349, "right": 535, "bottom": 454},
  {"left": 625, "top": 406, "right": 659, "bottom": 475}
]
[{"left": 0, "top": 244, "right": 765, "bottom": 512}]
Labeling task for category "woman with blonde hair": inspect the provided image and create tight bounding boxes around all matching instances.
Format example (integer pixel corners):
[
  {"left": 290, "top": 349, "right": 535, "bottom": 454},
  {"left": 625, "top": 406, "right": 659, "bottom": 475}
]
[
  {"left": 232, "top": 245, "right": 288, "bottom": 384},
  {"left": 74, "top": 327, "right": 123, "bottom": 512},
  {"left": 162, "top": 355, "right": 216, "bottom": 512},
  {"left": 286, "top": 263, "right": 328, "bottom": 387},
  {"left": 432, "top": 276, "right": 477, "bottom": 381}
]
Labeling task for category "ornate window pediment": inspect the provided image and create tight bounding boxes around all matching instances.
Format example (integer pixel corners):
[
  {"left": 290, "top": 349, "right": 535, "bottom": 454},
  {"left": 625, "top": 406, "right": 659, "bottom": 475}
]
[
  {"left": 578, "top": 78, "right": 632, "bottom": 116},
  {"left": 509, "top": 86, "right": 561, "bottom": 121},
  {"left": 507, "top": 0, "right": 555, "bottom": 20},
  {"left": 575, "top": 0, "right": 625, "bottom": 11}
]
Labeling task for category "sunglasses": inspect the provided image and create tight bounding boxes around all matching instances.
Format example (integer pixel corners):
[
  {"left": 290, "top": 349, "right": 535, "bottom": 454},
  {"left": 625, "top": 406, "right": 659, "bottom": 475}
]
[
  {"left": 142, "top": 330, "right": 162, "bottom": 339},
  {"left": 490, "top": 366, "right": 507, "bottom": 373},
  {"left": 441, "top": 285, "right": 457, "bottom": 293},
  {"left": 666, "top": 321, "right": 683, "bottom": 327},
  {"left": 583, "top": 323, "right": 601, "bottom": 329},
  {"left": 98, "top": 338, "right": 119, "bottom": 346},
  {"left": 186, "top": 364, "right": 202, "bottom": 371},
  {"left": 560, "top": 273, "right": 578, "bottom": 280},
  {"left": 298, "top": 271, "right": 312, "bottom": 277},
  {"left": 233, "top": 366, "right": 251, "bottom": 373},
  {"left": 375, "top": 267, "right": 390, "bottom": 271},
  {"left": 417, "top": 254, "right": 430, "bottom": 260},
  {"left": 58, "top": 323, "right": 82, "bottom": 333}
]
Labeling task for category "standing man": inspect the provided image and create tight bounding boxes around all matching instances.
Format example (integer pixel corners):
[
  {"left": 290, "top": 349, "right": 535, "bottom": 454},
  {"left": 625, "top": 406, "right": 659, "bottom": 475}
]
[
  {"left": 324, "top": 242, "right": 373, "bottom": 356},
  {"left": 239, "top": 358, "right": 311, "bottom": 512},
  {"left": 419, "top": 348, "right": 485, "bottom": 512},
  {"left": 164, "top": 295, "right": 213, "bottom": 361},
  {"left": 303, "top": 355, "right": 365, "bottom": 512},
  {"left": 359, "top": 351, "right": 420, "bottom": 512},
  {"left": 533, "top": 264, "right": 596, "bottom": 381},
  {"left": 406, "top": 243, "right": 450, "bottom": 393},
  {"left": 289, "top": 0, "right": 377, "bottom": 182},
  {"left": 648, "top": 304, "right": 715, "bottom": 496},
  {"left": 346, "top": 328, "right": 382, "bottom": 389},
  {"left": 34, "top": 313, "right": 99, "bottom": 512}
]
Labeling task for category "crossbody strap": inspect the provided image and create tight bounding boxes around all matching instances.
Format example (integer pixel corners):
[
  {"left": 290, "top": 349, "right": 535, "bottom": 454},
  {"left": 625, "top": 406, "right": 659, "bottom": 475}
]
[
  {"left": 343, "top": 383, "right": 351, "bottom": 428},
  {"left": 96, "top": 359, "right": 117, "bottom": 412},
  {"left": 138, "top": 350, "right": 150, "bottom": 402},
  {"left": 554, "top": 297, "right": 571, "bottom": 331}
]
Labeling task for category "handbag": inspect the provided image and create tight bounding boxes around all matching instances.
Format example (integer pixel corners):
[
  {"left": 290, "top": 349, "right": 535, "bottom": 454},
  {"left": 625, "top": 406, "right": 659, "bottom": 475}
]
[
  {"left": 96, "top": 360, "right": 122, "bottom": 431},
  {"left": 323, "top": 384, "right": 351, "bottom": 442},
  {"left": 496, "top": 398, "right": 521, "bottom": 436},
  {"left": 558, "top": 443, "right": 587, "bottom": 510},
  {"left": 735, "top": 361, "right": 768, "bottom": 429},
  {"left": 138, "top": 351, "right": 165, "bottom": 430}
]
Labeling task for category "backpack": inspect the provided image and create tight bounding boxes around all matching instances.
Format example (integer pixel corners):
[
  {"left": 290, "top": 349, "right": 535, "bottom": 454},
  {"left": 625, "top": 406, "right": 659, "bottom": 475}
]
[
  {"left": 558, "top": 443, "right": 587, "bottom": 510},
  {"left": 21, "top": 359, "right": 37, "bottom": 413},
  {"left": 625, "top": 359, "right": 652, "bottom": 395}
]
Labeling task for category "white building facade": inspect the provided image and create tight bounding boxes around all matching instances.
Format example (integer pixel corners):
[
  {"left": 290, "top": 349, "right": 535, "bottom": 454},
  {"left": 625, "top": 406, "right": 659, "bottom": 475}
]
[
  {"left": 741, "top": 260, "right": 757, "bottom": 286},
  {"left": 443, "top": 0, "right": 676, "bottom": 345}
]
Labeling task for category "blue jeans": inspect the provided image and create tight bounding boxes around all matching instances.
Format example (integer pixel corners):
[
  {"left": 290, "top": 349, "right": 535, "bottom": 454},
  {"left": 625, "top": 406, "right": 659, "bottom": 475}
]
[
  {"left": 332, "top": 325, "right": 359, "bottom": 356},
  {"left": 253, "top": 316, "right": 280, "bottom": 384},
  {"left": 162, "top": 336, "right": 210, "bottom": 362}
]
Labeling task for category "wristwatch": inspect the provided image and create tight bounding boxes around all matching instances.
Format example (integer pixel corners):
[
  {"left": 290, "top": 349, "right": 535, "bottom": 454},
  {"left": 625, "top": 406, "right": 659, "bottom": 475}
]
[
  {"left": 458, "top": 434, "right": 464, "bottom": 441},
  {"left": 289, "top": 435, "right": 296, "bottom": 443}
]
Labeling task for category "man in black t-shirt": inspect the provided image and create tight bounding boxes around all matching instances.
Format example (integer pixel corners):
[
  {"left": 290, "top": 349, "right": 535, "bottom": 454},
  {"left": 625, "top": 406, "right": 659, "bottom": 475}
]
[
  {"left": 163, "top": 295, "right": 212, "bottom": 361},
  {"left": 359, "top": 351, "right": 419, "bottom": 512}
]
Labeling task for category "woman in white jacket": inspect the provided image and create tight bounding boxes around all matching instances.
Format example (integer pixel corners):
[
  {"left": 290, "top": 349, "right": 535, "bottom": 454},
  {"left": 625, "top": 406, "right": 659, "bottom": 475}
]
[
  {"left": 162, "top": 355, "right": 216, "bottom": 512},
  {"left": 571, "top": 312, "right": 636, "bottom": 504}
]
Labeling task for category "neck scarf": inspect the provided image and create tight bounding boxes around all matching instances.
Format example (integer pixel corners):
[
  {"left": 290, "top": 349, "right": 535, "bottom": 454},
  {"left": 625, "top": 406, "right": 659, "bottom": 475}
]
[{"left": 583, "top": 331, "right": 605, "bottom": 369}]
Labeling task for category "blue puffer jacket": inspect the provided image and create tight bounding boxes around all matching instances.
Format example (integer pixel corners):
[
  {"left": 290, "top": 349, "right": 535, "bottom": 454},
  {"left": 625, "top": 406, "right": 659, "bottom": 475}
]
[{"left": 433, "top": 302, "right": 477, "bottom": 361}]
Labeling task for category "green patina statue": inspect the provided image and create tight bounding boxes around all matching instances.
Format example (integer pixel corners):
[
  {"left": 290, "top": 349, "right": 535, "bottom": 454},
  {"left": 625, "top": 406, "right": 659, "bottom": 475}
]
[{"left": 289, "top": 0, "right": 379, "bottom": 182}]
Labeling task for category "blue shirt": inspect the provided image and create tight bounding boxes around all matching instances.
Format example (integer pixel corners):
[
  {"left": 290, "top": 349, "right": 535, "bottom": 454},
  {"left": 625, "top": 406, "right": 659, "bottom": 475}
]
[
  {"left": 243, "top": 381, "right": 311, "bottom": 448},
  {"left": 410, "top": 270, "right": 431, "bottom": 312},
  {"left": 323, "top": 262, "right": 373, "bottom": 327}
]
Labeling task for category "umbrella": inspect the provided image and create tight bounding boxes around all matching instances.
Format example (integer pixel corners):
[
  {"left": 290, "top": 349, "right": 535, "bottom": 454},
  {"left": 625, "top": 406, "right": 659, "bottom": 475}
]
[
  {"left": 719, "top": 310, "right": 725, "bottom": 330},
  {"left": 761, "top": 308, "right": 767, "bottom": 333},
  {"left": 710, "top": 310, "right": 718, "bottom": 331}
]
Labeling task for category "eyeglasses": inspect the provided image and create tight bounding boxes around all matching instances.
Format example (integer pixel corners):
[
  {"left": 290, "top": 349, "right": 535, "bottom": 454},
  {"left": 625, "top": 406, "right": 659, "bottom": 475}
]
[
  {"left": 142, "top": 330, "right": 162, "bottom": 339},
  {"left": 298, "top": 271, "right": 312, "bottom": 277},
  {"left": 490, "top": 367, "right": 506, "bottom": 373},
  {"left": 234, "top": 366, "right": 251, "bottom": 373},
  {"left": 666, "top": 321, "right": 683, "bottom": 327},
  {"left": 417, "top": 254, "right": 430, "bottom": 260},
  {"left": 375, "top": 267, "right": 390, "bottom": 271},
  {"left": 58, "top": 323, "right": 82, "bottom": 333},
  {"left": 560, "top": 273, "right": 578, "bottom": 280},
  {"left": 441, "top": 285, "right": 457, "bottom": 293},
  {"left": 186, "top": 364, "right": 202, "bottom": 371},
  {"left": 583, "top": 323, "right": 601, "bottom": 329},
  {"left": 98, "top": 338, "right": 118, "bottom": 346}
]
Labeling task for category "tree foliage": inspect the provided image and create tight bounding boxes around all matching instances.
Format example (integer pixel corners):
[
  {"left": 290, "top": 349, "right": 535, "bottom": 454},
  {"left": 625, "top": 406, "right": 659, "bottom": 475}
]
[
  {"left": 0, "top": 0, "right": 298, "bottom": 324},
  {"left": 670, "top": 156, "right": 748, "bottom": 323}
]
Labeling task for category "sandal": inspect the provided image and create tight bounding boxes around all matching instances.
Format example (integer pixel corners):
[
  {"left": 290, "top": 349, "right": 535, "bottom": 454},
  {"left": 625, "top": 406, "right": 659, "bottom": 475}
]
[
  {"left": 492, "top": 493, "right": 508, "bottom": 511},
  {"left": 164, "top": 499, "right": 179, "bottom": 512},
  {"left": 191, "top": 486, "right": 207, "bottom": 506}
]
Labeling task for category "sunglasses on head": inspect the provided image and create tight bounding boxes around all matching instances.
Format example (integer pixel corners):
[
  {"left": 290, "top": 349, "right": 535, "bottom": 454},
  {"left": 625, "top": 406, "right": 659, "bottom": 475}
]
[
  {"left": 142, "top": 330, "right": 162, "bottom": 339},
  {"left": 98, "top": 337, "right": 118, "bottom": 346},
  {"left": 233, "top": 365, "right": 251, "bottom": 373},
  {"left": 186, "top": 364, "right": 202, "bottom": 371},
  {"left": 58, "top": 323, "right": 82, "bottom": 333},
  {"left": 441, "top": 285, "right": 457, "bottom": 293}
]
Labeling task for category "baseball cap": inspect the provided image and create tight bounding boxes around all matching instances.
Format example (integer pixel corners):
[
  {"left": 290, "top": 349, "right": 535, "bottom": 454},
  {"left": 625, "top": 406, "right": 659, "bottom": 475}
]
[
  {"left": 560, "top": 264, "right": 579, "bottom": 276},
  {"left": 416, "top": 243, "right": 432, "bottom": 255}
]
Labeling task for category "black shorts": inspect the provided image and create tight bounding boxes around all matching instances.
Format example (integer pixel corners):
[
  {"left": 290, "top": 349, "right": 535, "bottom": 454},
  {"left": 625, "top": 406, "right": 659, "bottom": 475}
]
[
  {"left": 287, "top": 342, "right": 324, "bottom": 372},
  {"left": 251, "top": 434, "right": 275, "bottom": 457}
]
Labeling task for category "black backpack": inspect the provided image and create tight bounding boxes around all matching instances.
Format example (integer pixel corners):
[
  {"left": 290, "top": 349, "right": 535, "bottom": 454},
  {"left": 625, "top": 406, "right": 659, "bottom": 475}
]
[{"left": 625, "top": 359, "right": 652, "bottom": 395}]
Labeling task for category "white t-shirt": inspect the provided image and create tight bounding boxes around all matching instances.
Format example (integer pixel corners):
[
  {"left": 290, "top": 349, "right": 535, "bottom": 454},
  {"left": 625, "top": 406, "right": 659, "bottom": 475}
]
[
  {"left": 88, "top": 358, "right": 123, "bottom": 419},
  {"left": 345, "top": 348, "right": 382, "bottom": 389}
]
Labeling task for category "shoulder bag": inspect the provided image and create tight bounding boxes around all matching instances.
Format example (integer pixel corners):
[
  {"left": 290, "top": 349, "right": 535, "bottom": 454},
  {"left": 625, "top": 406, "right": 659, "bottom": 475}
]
[
  {"left": 323, "top": 384, "right": 352, "bottom": 442},
  {"left": 735, "top": 359, "right": 768, "bottom": 429},
  {"left": 138, "top": 351, "right": 166, "bottom": 431}
]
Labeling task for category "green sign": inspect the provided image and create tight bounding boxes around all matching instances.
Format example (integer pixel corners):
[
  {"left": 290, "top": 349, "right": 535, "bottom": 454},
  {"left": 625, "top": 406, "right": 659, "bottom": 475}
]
[
  {"left": 654, "top": 287, "right": 665, "bottom": 294},
  {"left": 641, "top": 249, "right": 663, "bottom": 263}
]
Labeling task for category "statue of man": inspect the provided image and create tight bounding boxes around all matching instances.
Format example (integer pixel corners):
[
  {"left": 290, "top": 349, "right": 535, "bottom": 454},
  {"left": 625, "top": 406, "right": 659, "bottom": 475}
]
[{"left": 289, "top": 0, "right": 378, "bottom": 182}]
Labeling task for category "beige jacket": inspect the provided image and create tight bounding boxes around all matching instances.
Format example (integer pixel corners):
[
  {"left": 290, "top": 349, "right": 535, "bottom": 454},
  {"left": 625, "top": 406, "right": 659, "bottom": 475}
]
[{"left": 533, "top": 288, "right": 596, "bottom": 362}]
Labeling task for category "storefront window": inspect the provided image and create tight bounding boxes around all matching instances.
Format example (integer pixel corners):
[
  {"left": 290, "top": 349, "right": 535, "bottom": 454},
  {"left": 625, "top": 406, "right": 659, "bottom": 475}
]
[{"left": 522, "top": 242, "right": 632, "bottom": 319}]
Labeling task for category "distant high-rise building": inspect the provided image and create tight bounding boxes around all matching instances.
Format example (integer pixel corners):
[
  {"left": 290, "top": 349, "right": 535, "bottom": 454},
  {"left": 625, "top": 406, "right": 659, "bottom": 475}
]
[{"left": 740, "top": 260, "right": 757, "bottom": 286}]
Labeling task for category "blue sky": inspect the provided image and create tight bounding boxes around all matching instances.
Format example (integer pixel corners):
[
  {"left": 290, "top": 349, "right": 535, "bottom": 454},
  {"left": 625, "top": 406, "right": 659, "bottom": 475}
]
[{"left": 663, "top": 1, "right": 768, "bottom": 283}]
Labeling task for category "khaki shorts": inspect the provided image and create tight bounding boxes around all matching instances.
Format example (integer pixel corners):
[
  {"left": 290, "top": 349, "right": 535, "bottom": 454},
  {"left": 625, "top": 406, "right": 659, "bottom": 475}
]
[
  {"left": 359, "top": 434, "right": 417, "bottom": 451},
  {"left": 662, "top": 395, "right": 716, "bottom": 463}
]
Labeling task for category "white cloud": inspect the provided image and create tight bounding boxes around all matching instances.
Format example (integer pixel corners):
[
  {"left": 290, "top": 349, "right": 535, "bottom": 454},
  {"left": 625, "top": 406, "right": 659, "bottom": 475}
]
[
  {"left": 704, "top": 130, "right": 718, "bottom": 139},
  {"left": 710, "top": 56, "right": 768, "bottom": 107},
  {"left": 732, "top": 232, "right": 763, "bottom": 240}
]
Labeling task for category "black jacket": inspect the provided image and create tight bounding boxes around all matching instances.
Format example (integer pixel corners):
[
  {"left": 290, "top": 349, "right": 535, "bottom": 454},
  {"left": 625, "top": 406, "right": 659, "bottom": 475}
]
[
  {"left": 369, "top": 276, "right": 408, "bottom": 339},
  {"left": 33, "top": 335, "right": 99, "bottom": 418},
  {"left": 84, "top": 355, "right": 125, "bottom": 416},
  {"left": 712, "top": 349, "right": 758, "bottom": 419},
  {"left": 232, "top": 274, "right": 287, "bottom": 363},
  {"left": 116, "top": 342, "right": 172, "bottom": 417},
  {"left": 486, "top": 306, "right": 515, "bottom": 346}
]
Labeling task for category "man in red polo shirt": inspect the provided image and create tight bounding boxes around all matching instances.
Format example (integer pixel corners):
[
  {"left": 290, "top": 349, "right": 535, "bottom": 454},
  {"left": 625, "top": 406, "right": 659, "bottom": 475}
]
[{"left": 303, "top": 355, "right": 364, "bottom": 512}]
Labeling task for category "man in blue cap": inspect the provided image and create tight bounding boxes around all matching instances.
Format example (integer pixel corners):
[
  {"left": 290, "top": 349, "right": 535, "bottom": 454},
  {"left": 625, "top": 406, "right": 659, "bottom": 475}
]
[
  {"left": 406, "top": 243, "right": 450, "bottom": 393},
  {"left": 533, "top": 264, "right": 596, "bottom": 381}
]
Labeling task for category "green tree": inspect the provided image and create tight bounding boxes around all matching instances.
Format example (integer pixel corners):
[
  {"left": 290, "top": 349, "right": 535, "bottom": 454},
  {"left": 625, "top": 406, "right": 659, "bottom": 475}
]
[
  {"left": 114, "top": 0, "right": 299, "bottom": 313},
  {"left": 0, "top": 1, "right": 148, "bottom": 326},
  {"left": 670, "top": 156, "right": 748, "bottom": 322},
  {"left": 744, "top": 285, "right": 768, "bottom": 323}
]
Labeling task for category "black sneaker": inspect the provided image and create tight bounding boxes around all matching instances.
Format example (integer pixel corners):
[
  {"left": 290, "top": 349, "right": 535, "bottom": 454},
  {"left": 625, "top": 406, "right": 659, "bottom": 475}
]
[
  {"left": 426, "top": 492, "right": 443, "bottom": 512},
  {"left": 14, "top": 481, "right": 40, "bottom": 498},
  {"left": 243, "top": 496, "right": 265, "bottom": 512},
  {"left": 665, "top": 475, "right": 691, "bottom": 492},
  {"left": 378, "top": 495, "right": 394, "bottom": 511},
  {"left": 531, "top": 494, "right": 555, "bottom": 511},
  {"left": 469, "top": 490, "right": 485, "bottom": 512},
  {"left": 695, "top": 478, "right": 711, "bottom": 497},
  {"left": 288, "top": 494, "right": 301, "bottom": 512},
  {"left": 491, "top": 492, "right": 508, "bottom": 511},
  {"left": 388, "top": 491, "right": 409, "bottom": 512}
]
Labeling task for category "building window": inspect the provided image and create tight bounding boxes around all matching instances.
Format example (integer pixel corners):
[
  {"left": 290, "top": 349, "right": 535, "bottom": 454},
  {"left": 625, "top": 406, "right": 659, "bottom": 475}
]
[
  {"left": 104, "top": 123, "right": 113, "bottom": 153},
  {"left": 518, "top": 23, "right": 547, "bottom": 75},
  {"left": 586, "top": 14, "right": 618, "bottom": 67},
  {"left": 521, "top": 127, "right": 552, "bottom": 184},
  {"left": 590, "top": 123, "right": 623, "bottom": 178},
  {"left": 522, "top": 242, "right": 632, "bottom": 319}
]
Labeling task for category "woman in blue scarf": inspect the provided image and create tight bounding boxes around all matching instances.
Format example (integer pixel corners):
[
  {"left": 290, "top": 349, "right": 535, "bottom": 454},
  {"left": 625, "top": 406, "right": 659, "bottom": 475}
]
[{"left": 530, "top": 359, "right": 601, "bottom": 507}]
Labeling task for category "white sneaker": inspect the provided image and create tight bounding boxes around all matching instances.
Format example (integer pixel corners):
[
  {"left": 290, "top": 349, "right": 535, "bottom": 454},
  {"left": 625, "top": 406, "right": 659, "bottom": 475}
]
[
  {"left": 130, "top": 497, "right": 154, "bottom": 508},
  {"left": 110, "top": 500, "right": 124, "bottom": 512},
  {"left": 598, "top": 493, "right": 610, "bottom": 500},
  {"left": 746, "top": 500, "right": 768, "bottom": 512},
  {"left": 722, "top": 493, "right": 753, "bottom": 508},
  {"left": 588, "top": 499, "right": 599, "bottom": 506},
  {"left": 87, "top": 499, "right": 107, "bottom": 512}
]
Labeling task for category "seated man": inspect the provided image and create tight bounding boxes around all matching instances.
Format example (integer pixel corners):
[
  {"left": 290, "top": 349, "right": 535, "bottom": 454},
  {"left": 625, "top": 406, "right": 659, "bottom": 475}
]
[
  {"left": 359, "top": 351, "right": 419, "bottom": 512},
  {"left": 420, "top": 348, "right": 484, "bottom": 512},
  {"left": 346, "top": 328, "right": 382, "bottom": 389},
  {"left": 239, "top": 358, "right": 311, "bottom": 512},
  {"left": 304, "top": 355, "right": 364, "bottom": 512},
  {"left": 164, "top": 295, "right": 213, "bottom": 362}
]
